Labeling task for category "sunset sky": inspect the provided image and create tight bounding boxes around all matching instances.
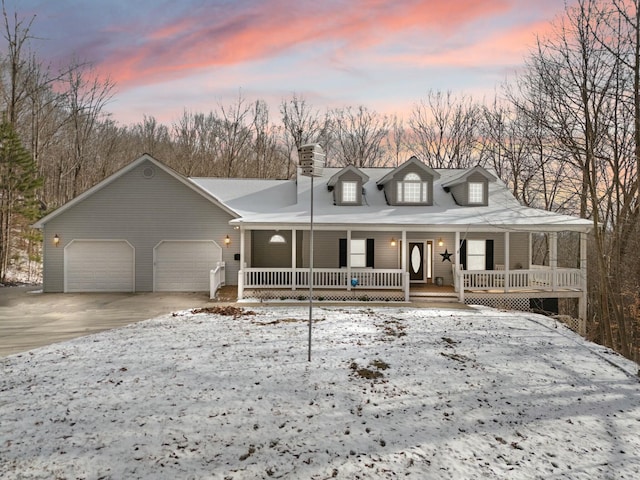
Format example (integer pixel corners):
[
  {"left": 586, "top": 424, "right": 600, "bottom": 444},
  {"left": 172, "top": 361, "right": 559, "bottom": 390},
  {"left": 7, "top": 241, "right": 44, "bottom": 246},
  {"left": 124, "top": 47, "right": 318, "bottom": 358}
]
[{"left": 8, "top": 0, "right": 571, "bottom": 126}]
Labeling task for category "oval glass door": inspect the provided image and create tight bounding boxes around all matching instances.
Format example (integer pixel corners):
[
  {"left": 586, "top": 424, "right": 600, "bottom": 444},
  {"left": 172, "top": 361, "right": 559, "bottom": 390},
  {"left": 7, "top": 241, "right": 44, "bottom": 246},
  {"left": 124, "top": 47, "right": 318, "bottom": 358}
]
[{"left": 409, "top": 242, "right": 424, "bottom": 281}]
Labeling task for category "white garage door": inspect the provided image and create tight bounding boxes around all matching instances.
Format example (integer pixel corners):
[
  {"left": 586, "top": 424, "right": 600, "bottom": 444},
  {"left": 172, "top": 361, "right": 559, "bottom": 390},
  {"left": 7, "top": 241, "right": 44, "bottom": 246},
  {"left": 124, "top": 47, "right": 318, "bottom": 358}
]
[
  {"left": 154, "top": 240, "right": 222, "bottom": 292},
  {"left": 65, "top": 240, "right": 135, "bottom": 292}
]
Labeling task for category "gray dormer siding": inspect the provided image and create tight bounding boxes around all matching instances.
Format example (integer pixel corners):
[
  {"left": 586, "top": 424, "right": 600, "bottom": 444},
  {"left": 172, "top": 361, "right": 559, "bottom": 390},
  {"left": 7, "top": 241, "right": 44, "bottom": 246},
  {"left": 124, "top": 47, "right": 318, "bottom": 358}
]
[
  {"left": 327, "top": 166, "right": 369, "bottom": 206},
  {"left": 445, "top": 170, "right": 491, "bottom": 206},
  {"left": 333, "top": 170, "right": 364, "bottom": 205},
  {"left": 383, "top": 163, "right": 435, "bottom": 206}
]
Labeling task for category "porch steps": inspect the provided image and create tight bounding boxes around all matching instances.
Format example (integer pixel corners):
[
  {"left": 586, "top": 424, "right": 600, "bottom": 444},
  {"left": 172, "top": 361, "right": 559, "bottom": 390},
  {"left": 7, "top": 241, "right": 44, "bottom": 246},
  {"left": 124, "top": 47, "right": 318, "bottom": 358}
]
[{"left": 409, "top": 291, "right": 460, "bottom": 303}]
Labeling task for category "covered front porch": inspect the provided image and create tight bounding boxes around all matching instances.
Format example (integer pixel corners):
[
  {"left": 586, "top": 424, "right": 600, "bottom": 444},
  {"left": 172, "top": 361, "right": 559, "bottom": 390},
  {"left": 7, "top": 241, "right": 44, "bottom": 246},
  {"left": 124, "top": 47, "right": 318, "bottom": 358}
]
[{"left": 232, "top": 226, "right": 588, "bottom": 319}]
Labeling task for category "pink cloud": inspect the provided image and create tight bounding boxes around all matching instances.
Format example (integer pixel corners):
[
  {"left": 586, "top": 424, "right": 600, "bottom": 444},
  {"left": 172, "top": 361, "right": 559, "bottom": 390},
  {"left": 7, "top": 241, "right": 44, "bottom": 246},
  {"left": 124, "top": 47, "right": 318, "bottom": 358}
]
[{"left": 95, "top": 0, "right": 518, "bottom": 88}]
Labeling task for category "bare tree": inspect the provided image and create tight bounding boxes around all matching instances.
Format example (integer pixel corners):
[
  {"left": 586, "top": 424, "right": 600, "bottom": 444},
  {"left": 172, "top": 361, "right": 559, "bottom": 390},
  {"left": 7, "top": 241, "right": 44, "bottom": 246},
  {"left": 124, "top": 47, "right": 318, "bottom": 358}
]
[
  {"left": 331, "top": 105, "right": 390, "bottom": 167},
  {"left": 214, "top": 92, "right": 255, "bottom": 178},
  {"left": 280, "top": 93, "right": 332, "bottom": 174},
  {"left": 59, "top": 62, "right": 115, "bottom": 199},
  {"left": 409, "top": 90, "right": 482, "bottom": 168},
  {"left": 251, "top": 99, "right": 286, "bottom": 178},
  {"left": 385, "top": 114, "right": 408, "bottom": 167},
  {"left": 130, "top": 115, "right": 171, "bottom": 159},
  {"left": 516, "top": 0, "right": 640, "bottom": 358}
]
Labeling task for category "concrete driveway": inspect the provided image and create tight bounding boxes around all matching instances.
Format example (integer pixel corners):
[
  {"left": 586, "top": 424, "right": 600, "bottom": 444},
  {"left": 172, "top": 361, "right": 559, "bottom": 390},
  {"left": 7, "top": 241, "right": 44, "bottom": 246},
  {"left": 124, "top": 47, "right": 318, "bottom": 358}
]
[{"left": 0, "top": 286, "right": 212, "bottom": 357}]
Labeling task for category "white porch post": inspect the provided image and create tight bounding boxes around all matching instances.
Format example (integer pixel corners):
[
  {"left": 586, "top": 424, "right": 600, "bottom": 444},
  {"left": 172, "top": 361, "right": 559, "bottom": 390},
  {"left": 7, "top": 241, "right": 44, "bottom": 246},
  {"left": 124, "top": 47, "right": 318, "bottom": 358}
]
[
  {"left": 504, "top": 231, "right": 510, "bottom": 292},
  {"left": 579, "top": 232, "right": 588, "bottom": 322},
  {"left": 237, "top": 227, "right": 246, "bottom": 300},
  {"left": 455, "top": 231, "right": 463, "bottom": 302},
  {"left": 291, "top": 229, "right": 297, "bottom": 291},
  {"left": 346, "top": 230, "right": 352, "bottom": 291},
  {"left": 401, "top": 230, "right": 408, "bottom": 301},
  {"left": 550, "top": 232, "right": 558, "bottom": 291},
  {"left": 401, "top": 230, "right": 407, "bottom": 271}
]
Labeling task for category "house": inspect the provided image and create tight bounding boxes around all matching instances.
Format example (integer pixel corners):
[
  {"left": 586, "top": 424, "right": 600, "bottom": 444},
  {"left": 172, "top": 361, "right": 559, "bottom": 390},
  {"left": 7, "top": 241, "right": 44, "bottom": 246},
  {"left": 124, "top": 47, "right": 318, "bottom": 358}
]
[{"left": 34, "top": 153, "right": 593, "bottom": 319}]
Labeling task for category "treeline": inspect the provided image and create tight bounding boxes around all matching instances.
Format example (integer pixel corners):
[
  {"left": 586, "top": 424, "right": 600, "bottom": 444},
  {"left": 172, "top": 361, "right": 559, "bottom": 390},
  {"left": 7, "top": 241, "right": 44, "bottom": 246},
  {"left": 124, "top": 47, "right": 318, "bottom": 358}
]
[{"left": 1, "top": 1, "right": 639, "bottom": 360}]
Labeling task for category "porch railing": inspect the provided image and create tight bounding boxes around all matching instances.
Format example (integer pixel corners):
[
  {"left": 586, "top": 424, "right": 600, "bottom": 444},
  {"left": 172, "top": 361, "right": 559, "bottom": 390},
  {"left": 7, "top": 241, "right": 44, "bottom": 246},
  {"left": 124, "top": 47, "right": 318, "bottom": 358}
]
[
  {"left": 243, "top": 267, "right": 405, "bottom": 290},
  {"left": 454, "top": 266, "right": 582, "bottom": 292},
  {"left": 209, "top": 261, "right": 226, "bottom": 299}
]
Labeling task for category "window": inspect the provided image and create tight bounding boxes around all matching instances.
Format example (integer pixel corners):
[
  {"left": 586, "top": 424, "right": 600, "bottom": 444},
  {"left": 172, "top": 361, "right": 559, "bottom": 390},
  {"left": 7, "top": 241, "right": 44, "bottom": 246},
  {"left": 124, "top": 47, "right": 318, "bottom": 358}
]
[
  {"left": 466, "top": 240, "right": 486, "bottom": 270},
  {"left": 342, "top": 181, "right": 357, "bottom": 203},
  {"left": 339, "top": 238, "right": 374, "bottom": 268},
  {"left": 397, "top": 172, "right": 428, "bottom": 203},
  {"left": 350, "top": 239, "right": 366, "bottom": 267},
  {"left": 468, "top": 182, "right": 484, "bottom": 204},
  {"left": 268, "top": 234, "right": 286, "bottom": 244}
]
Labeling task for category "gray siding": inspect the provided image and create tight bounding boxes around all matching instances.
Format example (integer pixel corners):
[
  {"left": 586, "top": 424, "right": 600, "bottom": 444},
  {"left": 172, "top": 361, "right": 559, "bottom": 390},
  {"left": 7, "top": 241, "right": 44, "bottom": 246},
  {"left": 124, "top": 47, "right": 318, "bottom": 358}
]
[
  {"left": 449, "top": 172, "right": 488, "bottom": 206},
  {"left": 251, "top": 230, "right": 292, "bottom": 267},
  {"left": 333, "top": 171, "right": 363, "bottom": 206},
  {"left": 461, "top": 232, "right": 529, "bottom": 269},
  {"left": 295, "top": 230, "right": 399, "bottom": 269},
  {"left": 42, "top": 160, "right": 237, "bottom": 292}
]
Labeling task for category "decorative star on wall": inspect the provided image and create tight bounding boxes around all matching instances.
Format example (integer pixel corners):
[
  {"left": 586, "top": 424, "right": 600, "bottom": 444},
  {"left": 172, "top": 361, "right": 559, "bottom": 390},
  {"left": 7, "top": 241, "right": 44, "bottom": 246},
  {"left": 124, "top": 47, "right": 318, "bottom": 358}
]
[{"left": 440, "top": 249, "right": 453, "bottom": 262}]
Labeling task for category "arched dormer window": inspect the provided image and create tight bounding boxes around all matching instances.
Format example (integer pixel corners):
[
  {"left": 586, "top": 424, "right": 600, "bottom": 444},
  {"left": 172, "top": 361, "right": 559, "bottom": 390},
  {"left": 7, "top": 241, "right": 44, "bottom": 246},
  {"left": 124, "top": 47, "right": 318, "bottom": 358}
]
[{"left": 397, "top": 172, "right": 428, "bottom": 203}]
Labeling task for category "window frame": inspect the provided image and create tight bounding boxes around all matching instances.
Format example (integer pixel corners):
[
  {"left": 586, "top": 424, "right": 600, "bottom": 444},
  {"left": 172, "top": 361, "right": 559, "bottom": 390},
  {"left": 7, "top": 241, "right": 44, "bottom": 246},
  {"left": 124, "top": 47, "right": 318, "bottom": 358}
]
[
  {"left": 350, "top": 239, "right": 366, "bottom": 267},
  {"left": 396, "top": 172, "right": 428, "bottom": 204},
  {"left": 468, "top": 182, "right": 485, "bottom": 204},
  {"left": 341, "top": 181, "right": 358, "bottom": 203},
  {"left": 339, "top": 238, "right": 374, "bottom": 268},
  {"left": 466, "top": 239, "right": 486, "bottom": 270}
]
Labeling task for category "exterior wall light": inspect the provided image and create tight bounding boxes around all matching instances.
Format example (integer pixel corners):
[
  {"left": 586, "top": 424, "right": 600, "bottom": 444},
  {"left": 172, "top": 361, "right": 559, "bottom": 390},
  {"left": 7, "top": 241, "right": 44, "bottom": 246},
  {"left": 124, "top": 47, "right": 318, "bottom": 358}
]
[
  {"left": 390, "top": 237, "right": 397, "bottom": 247},
  {"left": 438, "top": 238, "right": 444, "bottom": 247},
  {"left": 53, "top": 234, "right": 60, "bottom": 247},
  {"left": 224, "top": 235, "right": 231, "bottom": 247}
]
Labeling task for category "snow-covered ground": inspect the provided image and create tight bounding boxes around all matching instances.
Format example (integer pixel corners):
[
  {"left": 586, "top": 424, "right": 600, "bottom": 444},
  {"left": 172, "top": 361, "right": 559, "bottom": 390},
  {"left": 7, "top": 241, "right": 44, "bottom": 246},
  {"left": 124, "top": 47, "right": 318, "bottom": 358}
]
[{"left": 1, "top": 305, "right": 639, "bottom": 479}]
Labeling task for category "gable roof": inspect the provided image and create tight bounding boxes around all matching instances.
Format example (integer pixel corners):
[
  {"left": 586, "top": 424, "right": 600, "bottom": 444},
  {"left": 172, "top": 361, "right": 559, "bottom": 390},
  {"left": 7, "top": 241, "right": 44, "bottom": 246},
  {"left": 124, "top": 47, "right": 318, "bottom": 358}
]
[
  {"left": 441, "top": 165, "right": 497, "bottom": 188},
  {"left": 33, "top": 154, "right": 240, "bottom": 228},
  {"left": 376, "top": 156, "right": 440, "bottom": 187},
  {"left": 34, "top": 154, "right": 593, "bottom": 234},
  {"left": 326, "top": 165, "right": 370, "bottom": 187}
]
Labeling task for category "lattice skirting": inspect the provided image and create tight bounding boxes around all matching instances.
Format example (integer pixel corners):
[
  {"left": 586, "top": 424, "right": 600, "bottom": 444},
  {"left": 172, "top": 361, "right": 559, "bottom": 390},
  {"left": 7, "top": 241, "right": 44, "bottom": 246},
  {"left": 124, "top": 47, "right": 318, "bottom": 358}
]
[
  {"left": 243, "top": 289, "right": 405, "bottom": 302},
  {"left": 465, "top": 296, "right": 586, "bottom": 335},
  {"left": 464, "top": 296, "right": 532, "bottom": 312},
  {"left": 553, "top": 315, "right": 587, "bottom": 336}
]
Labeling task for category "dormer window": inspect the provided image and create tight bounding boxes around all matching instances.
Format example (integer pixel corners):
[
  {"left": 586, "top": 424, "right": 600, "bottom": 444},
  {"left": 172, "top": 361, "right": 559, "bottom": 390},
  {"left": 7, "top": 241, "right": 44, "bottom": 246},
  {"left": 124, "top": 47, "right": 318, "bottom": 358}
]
[
  {"left": 327, "top": 166, "right": 369, "bottom": 206},
  {"left": 397, "top": 173, "right": 428, "bottom": 203},
  {"left": 468, "top": 182, "right": 484, "bottom": 204},
  {"left": 342, "top": 181, "right": 357, "bottom": 203}
]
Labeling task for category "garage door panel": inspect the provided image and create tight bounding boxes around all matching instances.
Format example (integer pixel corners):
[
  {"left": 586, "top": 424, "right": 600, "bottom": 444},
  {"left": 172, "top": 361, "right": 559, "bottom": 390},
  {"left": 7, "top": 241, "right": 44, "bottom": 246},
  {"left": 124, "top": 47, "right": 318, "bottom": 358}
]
[
  {"left": 154, "top": 241, "right": 222, "bottom": 292},
  {"left": 65, "top": 240, "right": 134, "bottom": 292}
]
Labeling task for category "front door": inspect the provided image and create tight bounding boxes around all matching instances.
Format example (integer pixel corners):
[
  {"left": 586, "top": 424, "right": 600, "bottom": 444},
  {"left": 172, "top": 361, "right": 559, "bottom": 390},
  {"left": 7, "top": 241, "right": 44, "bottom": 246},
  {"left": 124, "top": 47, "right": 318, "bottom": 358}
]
[
  {"left": 408, "top": 241, "right": 433, "bottom": 283},
  {"left": 409, "top": 242, "right": 424, "bottom": 281}
]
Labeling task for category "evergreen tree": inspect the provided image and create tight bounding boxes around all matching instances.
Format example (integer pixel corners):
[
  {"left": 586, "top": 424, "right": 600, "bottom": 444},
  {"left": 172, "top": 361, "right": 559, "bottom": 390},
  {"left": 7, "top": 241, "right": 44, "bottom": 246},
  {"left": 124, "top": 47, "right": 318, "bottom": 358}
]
[{"left": 0, "top": 117, "right": 41, "bottom": 282}]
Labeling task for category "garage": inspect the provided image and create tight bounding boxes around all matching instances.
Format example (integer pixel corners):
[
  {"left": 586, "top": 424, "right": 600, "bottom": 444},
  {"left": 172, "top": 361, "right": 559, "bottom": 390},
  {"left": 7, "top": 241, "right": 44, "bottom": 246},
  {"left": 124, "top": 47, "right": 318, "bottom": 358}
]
[
  {"left": 64, "top": 240, "right": 135, "bottom": 292},
  {"left": 154, "top": 240, "right": 222, "bottom": 292}
]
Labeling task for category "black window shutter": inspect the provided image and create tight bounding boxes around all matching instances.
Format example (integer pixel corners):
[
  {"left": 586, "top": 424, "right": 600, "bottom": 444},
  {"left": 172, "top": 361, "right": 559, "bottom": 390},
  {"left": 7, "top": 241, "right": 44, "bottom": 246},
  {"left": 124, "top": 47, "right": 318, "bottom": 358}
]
[
  {"left": 366, "top": 238, "right": 375, "bottom": 268},
  {"left": 339, "top": 238, "right": 347, "bottom": 267},
  {"left": 459, "top": 239, "right": 467, "bottom": 270},
  {"left": 485, "top": 239, "right": 494, "bottom": 270}
]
